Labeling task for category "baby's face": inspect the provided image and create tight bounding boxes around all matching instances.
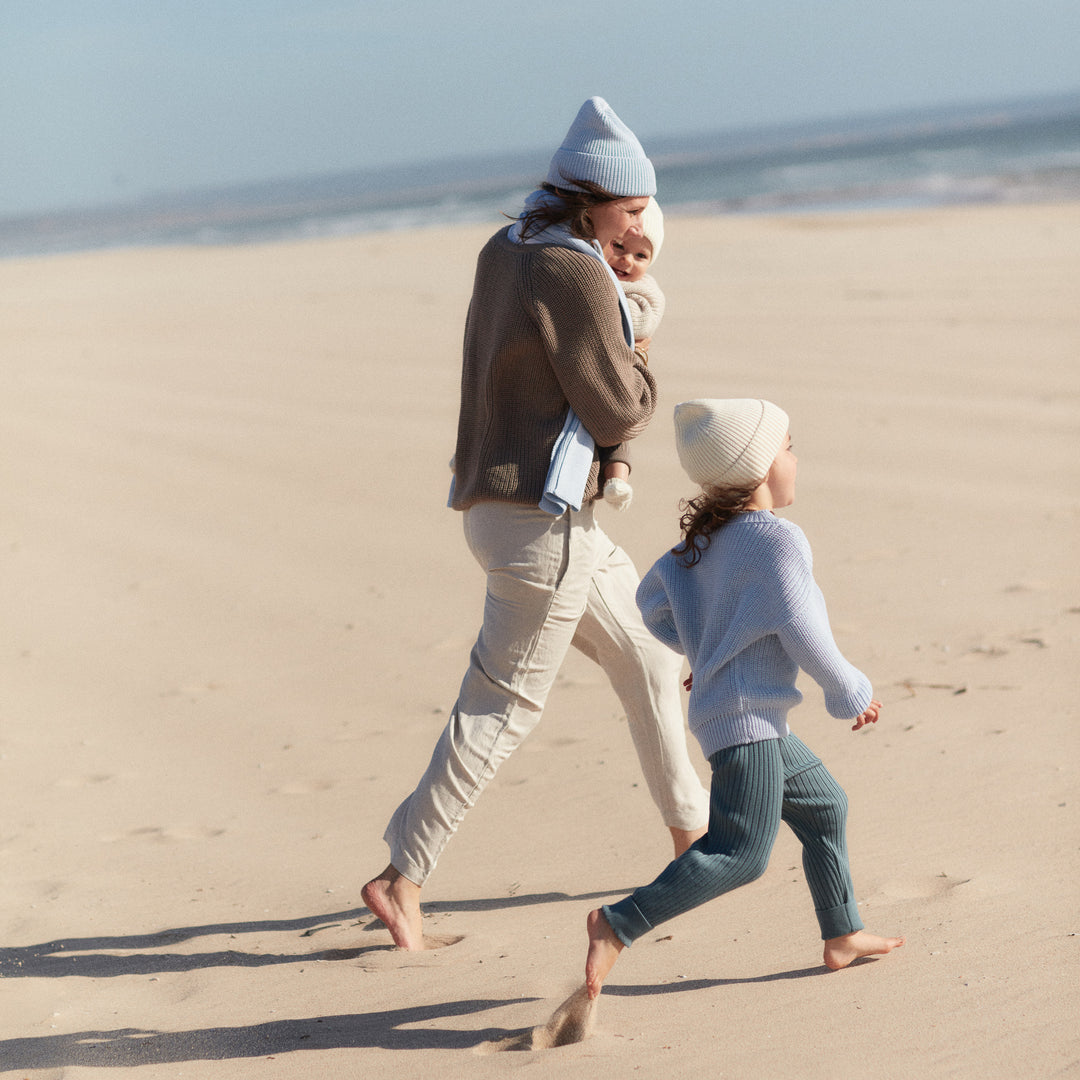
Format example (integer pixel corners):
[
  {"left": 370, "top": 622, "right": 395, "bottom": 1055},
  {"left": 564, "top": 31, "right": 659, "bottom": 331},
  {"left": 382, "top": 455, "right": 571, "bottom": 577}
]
[{"left": 605, "top": 234, "right": 653, "bottom": 283}]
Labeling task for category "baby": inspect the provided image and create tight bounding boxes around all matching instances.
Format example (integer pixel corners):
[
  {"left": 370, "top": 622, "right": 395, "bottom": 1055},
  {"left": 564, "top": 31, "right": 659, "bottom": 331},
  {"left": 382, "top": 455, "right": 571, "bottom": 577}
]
[{"left": 602, "top": 196, "right": 666, "bottom": 512}]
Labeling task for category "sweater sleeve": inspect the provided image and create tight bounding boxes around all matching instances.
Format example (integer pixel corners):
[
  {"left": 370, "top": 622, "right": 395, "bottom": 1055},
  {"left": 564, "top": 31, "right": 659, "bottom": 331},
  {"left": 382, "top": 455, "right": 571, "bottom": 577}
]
[
  {"left": 777, "top": 592, "right": 873, "bottom": 720},
  {"left": 622, "top": 274, "right": 666, "bottom": 341},
  {"left": 525, "top": 246, "right": 658, "bottom": 447},
  {"left": 635, "top": 558, "right": 684, "bottom": 654},
  {"left": 768, "top": 524, "right": 873, "bottom": 719}
]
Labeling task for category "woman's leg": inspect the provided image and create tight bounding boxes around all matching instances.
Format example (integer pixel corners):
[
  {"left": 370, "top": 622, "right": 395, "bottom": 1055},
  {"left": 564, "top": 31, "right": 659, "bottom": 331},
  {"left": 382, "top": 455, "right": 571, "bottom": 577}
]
[
  {"left": 381, "top": 502, "right": 598, "bottom": 889},
  {"left": 602, "top": 739, "right": 785, "bottom": 946},
  {"left": 570, "top": 527, "right": 709, "bottom": 838}
]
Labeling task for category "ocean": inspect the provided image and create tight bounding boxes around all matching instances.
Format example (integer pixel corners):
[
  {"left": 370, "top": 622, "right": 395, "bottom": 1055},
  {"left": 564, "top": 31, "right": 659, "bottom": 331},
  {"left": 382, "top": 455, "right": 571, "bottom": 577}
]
[{"left": 2, "top": 92, "right": 1078, "bottom": 259}]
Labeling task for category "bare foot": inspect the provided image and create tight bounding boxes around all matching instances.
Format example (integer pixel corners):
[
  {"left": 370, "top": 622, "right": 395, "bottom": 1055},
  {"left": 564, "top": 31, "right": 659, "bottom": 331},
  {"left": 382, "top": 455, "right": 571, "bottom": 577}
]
[
  {"left": 585, "top": 908, "right": 624, "bottom": 1000},
  {"left": 361, "top": 864, "right": 425, "bottom": 950},
  {"left": 670, "top": 824, "right": 707, "bottom": 857},
  {"left": 823, "top": 929, "right": 905, "bottom": 970}
]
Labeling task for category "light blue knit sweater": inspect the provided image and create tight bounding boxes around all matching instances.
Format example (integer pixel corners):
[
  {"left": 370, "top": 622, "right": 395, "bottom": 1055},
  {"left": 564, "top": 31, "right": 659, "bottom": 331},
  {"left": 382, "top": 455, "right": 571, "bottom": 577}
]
[{"left": 635, "top": 510, "right": 873, "bottom": 759}]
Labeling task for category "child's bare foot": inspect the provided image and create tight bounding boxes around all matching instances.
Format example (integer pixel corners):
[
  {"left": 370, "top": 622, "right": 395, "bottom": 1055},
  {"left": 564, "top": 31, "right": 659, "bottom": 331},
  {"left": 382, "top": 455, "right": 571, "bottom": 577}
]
[
  {"left": 585, "top": 908, "right": 624, "bottom": 1000},
  {"left": 823, "top": 929, "right": 905, "bottom": 970},
  {"left": 670, "top": 824, "right": 707, "bottom": 857},
  {"left": 361, "top": 865, "right": 425, "bottom": 950}
]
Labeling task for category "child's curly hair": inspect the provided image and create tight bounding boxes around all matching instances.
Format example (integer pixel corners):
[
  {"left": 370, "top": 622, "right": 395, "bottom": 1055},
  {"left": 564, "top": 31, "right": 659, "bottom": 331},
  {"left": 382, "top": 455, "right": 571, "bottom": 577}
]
[{"left": 672, "top": 483, "right": 761, "bottom": 567}]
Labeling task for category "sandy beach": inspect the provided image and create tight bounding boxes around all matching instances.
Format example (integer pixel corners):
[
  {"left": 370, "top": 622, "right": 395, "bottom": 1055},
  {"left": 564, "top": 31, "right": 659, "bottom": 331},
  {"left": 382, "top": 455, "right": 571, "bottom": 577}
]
[{"left": 1, "top": 201, "right": 1078, "bottom": 1079}]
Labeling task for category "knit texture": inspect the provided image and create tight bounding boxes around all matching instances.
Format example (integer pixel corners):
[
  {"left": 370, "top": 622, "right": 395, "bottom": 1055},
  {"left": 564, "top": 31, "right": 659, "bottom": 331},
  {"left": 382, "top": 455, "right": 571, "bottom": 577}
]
[
  {"left": 639, "top": 196, "right": 664, "bottom": 261},
  {"left": 674, "top": 398, "right": 789, "bottom": 489},
  {"left": 636, "top": 511, "right": 872, "bottom": 759},
  {"left": 451, "top": 226, "right": 657, "bottom": 511},
  {"left": 622, "top": 273, "right": 666, "bottom": 341},
  {"left": 546, "top": 97, "right": 656, "bottom": 196}
]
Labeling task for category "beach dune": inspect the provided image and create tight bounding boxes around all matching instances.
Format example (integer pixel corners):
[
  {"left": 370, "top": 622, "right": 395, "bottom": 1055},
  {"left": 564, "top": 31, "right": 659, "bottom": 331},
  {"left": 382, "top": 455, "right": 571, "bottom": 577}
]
[{"left": 0, "top": 202, "right": 1077, "bottom": 1078}]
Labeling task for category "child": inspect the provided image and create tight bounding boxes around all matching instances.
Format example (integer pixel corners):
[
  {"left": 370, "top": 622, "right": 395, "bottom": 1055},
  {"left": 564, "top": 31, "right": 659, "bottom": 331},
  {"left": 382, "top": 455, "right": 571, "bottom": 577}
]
[
  {"left": 600, "top": 196, "right": 666, "bottom": 512},
  {"left": 585, "top": 398, "right": 904, "bottom": 999}
]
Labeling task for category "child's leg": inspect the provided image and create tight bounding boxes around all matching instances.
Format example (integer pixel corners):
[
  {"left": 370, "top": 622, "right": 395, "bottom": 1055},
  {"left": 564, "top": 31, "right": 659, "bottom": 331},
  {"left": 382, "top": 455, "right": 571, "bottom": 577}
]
[
  {"left": 778, "top": 735, "right": 862, "bottom": 939},
  {"left": 779, "top": 734, "right": 904, "bottom": 968},
  {"left": 602, "top": 739, "right": 785, "bottom": 946}
]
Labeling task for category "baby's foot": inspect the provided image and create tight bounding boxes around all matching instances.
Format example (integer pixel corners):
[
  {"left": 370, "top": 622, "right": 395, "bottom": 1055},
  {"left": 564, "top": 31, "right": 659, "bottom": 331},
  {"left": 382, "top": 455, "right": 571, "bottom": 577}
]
[{"left": 603, "top": 478, "right": 633, "bottom": 511}]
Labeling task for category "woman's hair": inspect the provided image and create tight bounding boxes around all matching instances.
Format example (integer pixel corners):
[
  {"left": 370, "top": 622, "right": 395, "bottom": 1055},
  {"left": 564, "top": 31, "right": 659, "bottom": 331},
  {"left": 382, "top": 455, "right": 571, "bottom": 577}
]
[
  {"left": 513, "top": 178, "right": 619, "bottom": 241},
  {"left": 672, "top": 483, "right": 761, "bottom": 566}
]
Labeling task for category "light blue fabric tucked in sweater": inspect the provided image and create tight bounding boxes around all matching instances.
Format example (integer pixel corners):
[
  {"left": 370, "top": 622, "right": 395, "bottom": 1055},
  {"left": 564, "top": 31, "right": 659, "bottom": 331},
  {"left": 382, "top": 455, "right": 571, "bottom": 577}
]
[{"left": 635, "top": 510, "right": 872, "bottom": 759}]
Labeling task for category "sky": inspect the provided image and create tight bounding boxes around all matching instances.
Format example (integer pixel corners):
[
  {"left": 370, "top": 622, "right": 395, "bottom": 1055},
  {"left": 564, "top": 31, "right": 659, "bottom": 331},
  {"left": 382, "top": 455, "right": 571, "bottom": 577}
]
[{"left": 2, "top": 0, "right": 1079, "bottom": 218}]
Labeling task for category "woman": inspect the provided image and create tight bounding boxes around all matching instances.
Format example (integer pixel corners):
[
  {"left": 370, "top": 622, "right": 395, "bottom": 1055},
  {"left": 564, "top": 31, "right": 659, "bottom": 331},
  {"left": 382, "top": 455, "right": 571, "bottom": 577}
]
[{"left": 363, "top": 98, "right": 709, "bottom": 950}]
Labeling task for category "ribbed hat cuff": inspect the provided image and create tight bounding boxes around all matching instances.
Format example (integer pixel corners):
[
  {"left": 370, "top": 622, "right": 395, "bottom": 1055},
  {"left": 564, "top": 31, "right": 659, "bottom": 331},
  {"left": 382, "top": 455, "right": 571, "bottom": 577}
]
[{"left": 547, "top": 151, "right": 657, "bottom": 197}]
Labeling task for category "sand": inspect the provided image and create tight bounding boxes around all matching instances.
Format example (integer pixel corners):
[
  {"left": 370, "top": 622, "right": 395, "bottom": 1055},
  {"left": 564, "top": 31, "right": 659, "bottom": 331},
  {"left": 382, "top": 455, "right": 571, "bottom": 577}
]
[{"left": 0, "top": 202, "right": 1077, "bottom": 1079}]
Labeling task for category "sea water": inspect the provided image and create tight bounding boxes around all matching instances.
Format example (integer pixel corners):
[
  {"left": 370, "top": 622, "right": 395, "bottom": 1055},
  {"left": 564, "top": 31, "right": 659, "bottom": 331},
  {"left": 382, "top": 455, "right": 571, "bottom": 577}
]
[{"left": 2, "top": 93, "right": 1078, "bottom": 259}]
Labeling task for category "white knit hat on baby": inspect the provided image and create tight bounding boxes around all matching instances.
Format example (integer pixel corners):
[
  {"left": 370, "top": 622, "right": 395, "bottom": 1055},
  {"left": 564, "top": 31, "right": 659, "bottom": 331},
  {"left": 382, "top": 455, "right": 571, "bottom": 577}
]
[
  {"left": 546, "top": 97, "right": 656, "bottom": 197},
  {"left": 639, "top": 196, "right": 664, "bottom": 263},
  {"left": 674, "top": 398, "right": 790, "bottom": 489}
]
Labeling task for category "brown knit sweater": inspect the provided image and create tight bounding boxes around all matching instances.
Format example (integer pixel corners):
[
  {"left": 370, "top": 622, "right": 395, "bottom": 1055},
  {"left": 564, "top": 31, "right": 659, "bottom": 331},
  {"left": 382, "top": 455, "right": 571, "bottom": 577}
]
[{"left": 450, "top": 226, "right": 658, "bottom": 511}]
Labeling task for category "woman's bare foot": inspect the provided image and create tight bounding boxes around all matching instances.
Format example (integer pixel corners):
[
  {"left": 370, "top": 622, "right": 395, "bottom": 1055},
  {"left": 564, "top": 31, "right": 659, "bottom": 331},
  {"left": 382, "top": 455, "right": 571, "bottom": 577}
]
[
  {"left": 585, "top": 908, "right": 625, "bottom": 1000},
  {"left": 361, "top": 865, "right": 425, "bottom": 950},
  {"left": 823, "top": 929, "right": 905, "bottom": 970},
  {"left": 670, "top": 824, "right": 707, "bottom": 857}
]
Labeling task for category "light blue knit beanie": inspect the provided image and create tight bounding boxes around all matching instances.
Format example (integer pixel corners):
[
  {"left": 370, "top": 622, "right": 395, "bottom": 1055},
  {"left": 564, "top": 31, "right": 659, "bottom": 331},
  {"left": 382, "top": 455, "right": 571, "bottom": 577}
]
[{"left": 546, "top": 97, "right": 656, "bottom": 197}]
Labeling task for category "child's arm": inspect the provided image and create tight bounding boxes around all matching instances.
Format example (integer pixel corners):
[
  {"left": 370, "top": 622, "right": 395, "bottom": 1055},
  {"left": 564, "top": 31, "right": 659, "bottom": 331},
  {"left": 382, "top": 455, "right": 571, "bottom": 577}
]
[
  {"left": 766, "top": 525, "right": 875, "bottom": 721},
  {"left": 599, "top": 448, "right": 633, "bottom": 511},
  {"left": 622, "top": 274, "right": 666, "bottom": 343},
  {"left": 635, "top": 562, "right": 683, "bottom": 654},
  {"left": 778, "top": 591, "right": 874, "bottom": 722}
]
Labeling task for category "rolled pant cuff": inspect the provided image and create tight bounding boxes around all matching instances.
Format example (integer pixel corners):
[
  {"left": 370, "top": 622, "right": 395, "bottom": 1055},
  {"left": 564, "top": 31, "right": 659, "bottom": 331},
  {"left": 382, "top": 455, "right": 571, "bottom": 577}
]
[
  {"left": 385, "top": 837, "right": 431, "bottom": 889},
  {"left": 602, "top": 898, "right": 653, "bottom": 948},
  {"left": 816, "top": 900, "right": 863, "bottom": 941}
]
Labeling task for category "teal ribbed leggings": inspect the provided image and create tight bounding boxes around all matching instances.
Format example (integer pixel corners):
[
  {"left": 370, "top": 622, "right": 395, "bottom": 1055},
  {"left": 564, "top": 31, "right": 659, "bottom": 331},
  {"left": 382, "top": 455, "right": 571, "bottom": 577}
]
[{"left": 603, "top": 733, "right": 863, "bottom": 946}]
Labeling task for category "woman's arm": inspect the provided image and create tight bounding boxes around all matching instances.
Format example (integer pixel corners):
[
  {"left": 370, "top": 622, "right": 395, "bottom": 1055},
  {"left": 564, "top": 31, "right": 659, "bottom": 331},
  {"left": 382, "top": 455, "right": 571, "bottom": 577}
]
[{"left": 526, "top": 246, "right": 658, "bottom": 446}]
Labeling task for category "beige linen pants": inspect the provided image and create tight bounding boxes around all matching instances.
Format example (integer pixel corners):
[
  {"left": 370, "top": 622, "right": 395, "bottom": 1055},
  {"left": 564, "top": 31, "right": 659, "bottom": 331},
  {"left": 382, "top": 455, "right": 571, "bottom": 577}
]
[{"left": 384, "top": 500, "right": 709, "bottom": 886}]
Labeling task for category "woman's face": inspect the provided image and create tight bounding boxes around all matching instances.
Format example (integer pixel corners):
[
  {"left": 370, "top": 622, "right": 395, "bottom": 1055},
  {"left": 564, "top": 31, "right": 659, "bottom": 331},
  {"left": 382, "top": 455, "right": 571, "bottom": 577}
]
[{"left": 585, "top": 196, "right": 650, "bottom": 248}]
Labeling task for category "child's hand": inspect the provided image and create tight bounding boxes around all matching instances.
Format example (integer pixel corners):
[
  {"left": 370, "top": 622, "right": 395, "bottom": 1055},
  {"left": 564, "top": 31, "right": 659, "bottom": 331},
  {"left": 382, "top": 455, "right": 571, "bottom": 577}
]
[{"left": 851, "top": 699, "right": 883, "bottom": 731}]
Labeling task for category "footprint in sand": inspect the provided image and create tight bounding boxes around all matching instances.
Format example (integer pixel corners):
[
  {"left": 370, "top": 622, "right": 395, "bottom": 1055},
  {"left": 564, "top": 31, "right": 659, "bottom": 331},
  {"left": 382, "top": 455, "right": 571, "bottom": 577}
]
[
  {"left": 478, "top": 985, "right": 596, "bottom": 1053},
  {"left": 54, "top": 773, "right": 116, "bottom": 789},
  {"left": 269, "top": 779, "right": 334, "bottom": 796},
  {"left": 322, "top": 928, "right": 466, "bottom": 968},
  {"left": 870, "top": 873, "right": 973, "bottom": 902},
  {"left": 99, "top": 824, "right": 227, "bottom": 843}
]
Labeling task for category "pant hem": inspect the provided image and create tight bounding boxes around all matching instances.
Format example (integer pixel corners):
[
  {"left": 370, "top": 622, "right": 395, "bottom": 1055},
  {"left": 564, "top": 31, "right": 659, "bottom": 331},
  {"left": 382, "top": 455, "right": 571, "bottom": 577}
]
[
  {"left": 602, "top": 898, "right": 653, "bottom": 948},
  {"left": 816, "top": 900, "right": 863, "bottom": 940}
]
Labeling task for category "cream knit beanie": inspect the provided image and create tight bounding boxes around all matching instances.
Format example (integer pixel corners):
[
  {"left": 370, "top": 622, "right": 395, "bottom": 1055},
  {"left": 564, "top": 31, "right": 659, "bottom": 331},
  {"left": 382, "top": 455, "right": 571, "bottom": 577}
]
[
  {"left": 639, "top": 196, "right": 664, "bottom": 263},
  {"left": 674, "top": 399, "right": 789, "bottom": 489},
  {"left": 546, "top": 97, "right": 656, "bottom": 197}
]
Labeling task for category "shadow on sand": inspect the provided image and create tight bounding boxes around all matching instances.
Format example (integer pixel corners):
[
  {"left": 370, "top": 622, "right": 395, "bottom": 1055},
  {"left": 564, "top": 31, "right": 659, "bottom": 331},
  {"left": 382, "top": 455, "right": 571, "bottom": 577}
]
[
  {"left": 0, "top": 888, "right": 627, "bottom": 980},
  {"left": 0, "top": 889, "right": 834, "bottom": 1068},
  {"left": 0, "top": 998, "right": 540, "bottom": 1069}
]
